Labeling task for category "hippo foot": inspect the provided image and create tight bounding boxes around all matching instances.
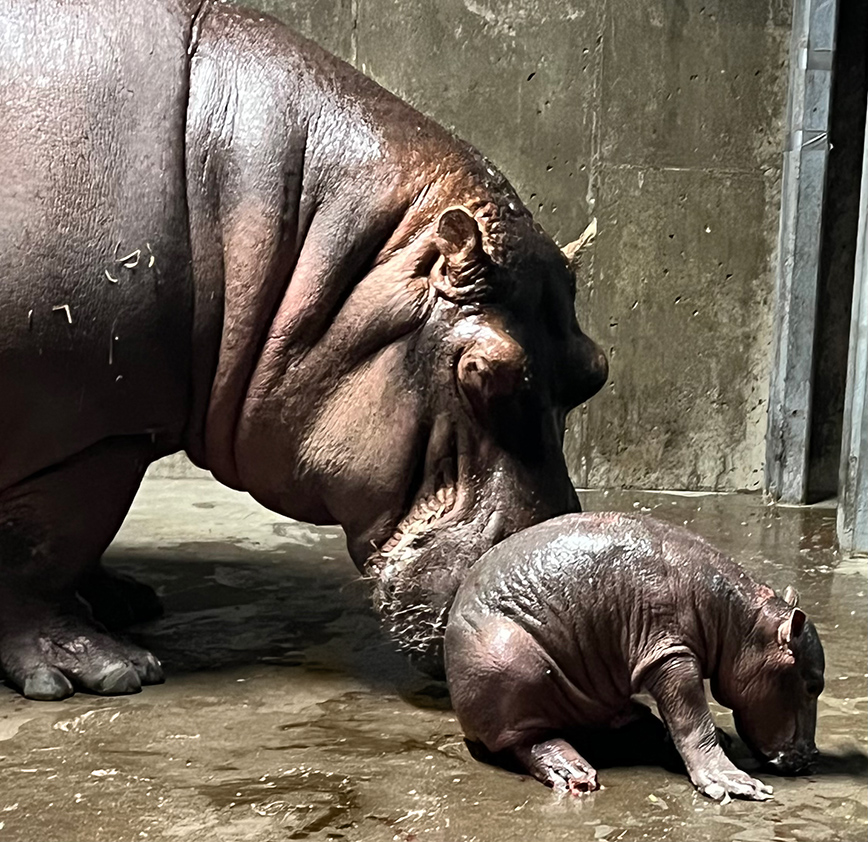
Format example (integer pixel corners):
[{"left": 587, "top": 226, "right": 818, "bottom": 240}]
[
  {"left": 691, "top": 764, "right": 774, "bottom": 803},
  {"left": 516, "top": 737, "right": 600, "bottom": 795},
  {"left": 79, "top": 564, "right": 163, "bottom": 629},
  {"left": 0, "top": 602, "right": 163, "bottom": 700}
]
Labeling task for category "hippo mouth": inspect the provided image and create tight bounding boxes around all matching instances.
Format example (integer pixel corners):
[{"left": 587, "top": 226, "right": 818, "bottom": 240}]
[
  {"left": 361, "top": 419, "right": 477, "bottom": 666},
  {"left": 375, "top": 464, "right": 462, "bottom": 562},
  {"left": 762, "top": 747, "right": 818, "bottom": 776}
]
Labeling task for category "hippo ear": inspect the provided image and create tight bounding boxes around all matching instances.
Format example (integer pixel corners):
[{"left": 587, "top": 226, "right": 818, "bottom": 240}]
[
  {"left": 458, "top": 327, "right": 526, "bottom": 418},
  {"left": 433, "top": 206, "right": 489, "bottom": 290},
  {"left": 777, "top": 608, "right": 807, "bottom": 648},
  {"left": 783, "top": 585, "right": 800, "bottom": 607},
  {"left": 561, "top": 217, "right": 597, "bottom": 263}
]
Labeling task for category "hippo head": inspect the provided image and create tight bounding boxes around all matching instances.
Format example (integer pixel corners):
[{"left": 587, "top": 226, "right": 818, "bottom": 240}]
[
  {"left": 712, "top": 587, "right": 825, "bottom": 775},
  {"left": 228, "top": 180, "right": 606, "bottom": 673},
  {"left": 354, "top": 203, "right": 606, "bottom": 670}
]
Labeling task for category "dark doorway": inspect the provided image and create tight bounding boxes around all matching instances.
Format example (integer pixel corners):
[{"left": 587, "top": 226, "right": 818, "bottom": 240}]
[{"left": 806, "top": 0, "right": 868, "bottom": 503}]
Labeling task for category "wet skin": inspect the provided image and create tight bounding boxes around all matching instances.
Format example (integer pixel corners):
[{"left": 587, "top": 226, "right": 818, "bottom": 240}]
[
  {"left": 445, "top": 513, "right": 826, "bottom": 802},
  {"left": 0, "top": 0, "right": 607, "bottom": 700}
]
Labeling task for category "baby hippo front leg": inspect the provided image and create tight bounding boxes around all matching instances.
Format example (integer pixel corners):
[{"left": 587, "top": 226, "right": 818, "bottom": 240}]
[
  {"left": 445, "top": 614, "right": 600, "bottom": 794},
  {"left": 644, "top": 655, "right": 774, "bottom": 802}
]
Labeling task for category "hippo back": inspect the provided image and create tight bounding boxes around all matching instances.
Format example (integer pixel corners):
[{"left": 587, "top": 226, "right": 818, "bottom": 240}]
[{"left": 0, "top": 0, "right": 197, "bottom": 487}]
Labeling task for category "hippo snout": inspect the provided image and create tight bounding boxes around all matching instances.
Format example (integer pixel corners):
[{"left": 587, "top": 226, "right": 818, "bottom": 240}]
[{"left": 765, "top": 745, "right": 819, "bottom": 775}]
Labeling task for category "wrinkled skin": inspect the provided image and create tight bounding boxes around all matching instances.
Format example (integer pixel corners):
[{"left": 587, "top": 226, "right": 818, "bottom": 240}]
[
  {"left": 0, "top": 0, "right": 606, "bottom": 699},
  {"left": 445, "top": 514, "right": 825, "bottom": 801}
]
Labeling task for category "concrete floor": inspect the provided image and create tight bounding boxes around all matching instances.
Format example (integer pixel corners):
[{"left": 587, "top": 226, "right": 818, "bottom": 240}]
[{"left": 0, "top": 478, "right": 865, "bottom": 842}]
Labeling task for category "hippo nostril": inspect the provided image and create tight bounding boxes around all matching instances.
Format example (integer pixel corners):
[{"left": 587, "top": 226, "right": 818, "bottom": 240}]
[
  {"left": 767, "top": 752, "right": 786, "bottom": 770},
  {"left": 596, "top": 349, "right": 609, "bottom": 381},
  {"left": 585, "top": 350, "right": 609, "bottom": 397},
  {"left": 565, "top": 340, "right": 609, "bottom": 406}
]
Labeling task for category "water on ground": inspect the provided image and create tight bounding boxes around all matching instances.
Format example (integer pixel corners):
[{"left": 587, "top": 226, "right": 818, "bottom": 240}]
[{"left": 0, "top": 480, "right": 865, "bottom": 841}]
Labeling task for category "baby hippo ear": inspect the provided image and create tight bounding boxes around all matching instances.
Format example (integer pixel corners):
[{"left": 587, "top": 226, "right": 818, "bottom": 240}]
[
  {"left": 783, "top": 585, "right": 800, "bottom": 607},
  {"left": 777, "top": 608, "right": 807, "bottom": 649},
  {"left": 433, "top": 206, "right": 490, "bottom": 291}
]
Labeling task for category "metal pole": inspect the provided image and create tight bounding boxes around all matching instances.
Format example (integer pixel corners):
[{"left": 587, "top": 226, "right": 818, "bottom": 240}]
[{"left": 765, "top": 0, "right": 839, "bottom": 503}]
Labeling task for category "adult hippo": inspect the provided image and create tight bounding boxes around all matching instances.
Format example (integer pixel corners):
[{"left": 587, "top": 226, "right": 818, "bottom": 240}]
[{"left": 0, "top": 0, "right": 607, "bottom": 700}]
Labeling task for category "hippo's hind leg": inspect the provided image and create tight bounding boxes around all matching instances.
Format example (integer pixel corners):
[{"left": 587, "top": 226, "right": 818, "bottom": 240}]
[
  {"left": 512, "top": 737, "right": 599, "bottom": 795},
  {"left": 445, "top": 614, "right": 599, "bottom": 794},
  {"left": 78, "top": 563, "right": 164, "bottom": 630},
  {"left": 0, "top": 437, "right": 163, "bottom": 700}
]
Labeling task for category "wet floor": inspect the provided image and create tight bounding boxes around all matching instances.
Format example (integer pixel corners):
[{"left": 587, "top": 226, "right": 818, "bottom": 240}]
[{"left": 0, "top": 479, "right": 865, "bottom": 842}]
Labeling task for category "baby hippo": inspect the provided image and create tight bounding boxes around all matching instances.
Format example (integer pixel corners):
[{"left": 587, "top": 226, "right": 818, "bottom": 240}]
[{"left": 445, "top": 513, "right": 825, "bottom": 801}]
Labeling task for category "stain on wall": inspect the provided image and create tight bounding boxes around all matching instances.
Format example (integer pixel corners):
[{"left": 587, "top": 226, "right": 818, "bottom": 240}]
[{"left": 199, "top": 0, "right": 792, "bottom": 491}]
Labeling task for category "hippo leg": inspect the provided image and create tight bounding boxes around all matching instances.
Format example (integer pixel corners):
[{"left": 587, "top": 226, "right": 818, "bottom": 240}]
[
  {"left": 0, "top": 437, "right": 163, "bottom": 700},
  {"left": 445, "top": 615, "right": 599, "bottom": 794},
  {"left": 644, "top": 655, "right": 774, "bottom": 802},
  {"left": 610, "top": 699, "right": 659, "bottom": 728},
  {"left": 618, "top": 699, "right": 732, "bottom": 754},
  {"left": 79, "top": 564, "right": 163, "bottom": 630},
  {"left": 512, "top": 737, "right": 599, "bottom": 794}
]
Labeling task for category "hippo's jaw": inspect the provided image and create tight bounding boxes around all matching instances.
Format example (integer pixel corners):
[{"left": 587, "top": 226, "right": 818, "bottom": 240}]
[
  {"left": 349, "top": 414, "right": 580, "bottom": 676},
  {"left": 353, "top": 420, "right": 477, "bottom": 673},
  {"left": 362, "top": 516, "right": 493, "bottom": 677},
  {"left": 371, "top": 418, "right": 466, "bottom": 566},
  {"left": 764, "top": 746, "right": 819, "bottom": 775},
  {"left": 737, "top": 711, "right": 821, "bottom": 777}
]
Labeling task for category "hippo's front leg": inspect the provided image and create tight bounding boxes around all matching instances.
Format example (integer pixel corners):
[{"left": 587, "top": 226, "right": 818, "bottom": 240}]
[{"left": 644, "top": 655, "right": 774, "bottom": 802}]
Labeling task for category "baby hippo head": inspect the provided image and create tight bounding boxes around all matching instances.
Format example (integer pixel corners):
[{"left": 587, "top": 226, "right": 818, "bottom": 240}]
[{"left": 712, "top": 586, "right": 825, "bottom": 775}]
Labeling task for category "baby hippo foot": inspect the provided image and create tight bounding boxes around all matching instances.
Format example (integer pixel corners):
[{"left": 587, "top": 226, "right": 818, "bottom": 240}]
[
  {"left": 0, "top": 604, "right": 163, "bottom": 700},
  {"left": 691, "top": 762, "right": 774, "bottom": 803},
  {"left": 79, "top": 564, "right": 163, "bottom": 630},
  {"left": 515, "top": 738, "right": 600, "bottom": 795}
]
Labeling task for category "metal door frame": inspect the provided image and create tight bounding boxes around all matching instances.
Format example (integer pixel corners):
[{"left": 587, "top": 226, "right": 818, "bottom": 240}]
[{"left": 765, "top": 0, "right": 839, "bottom": 504}]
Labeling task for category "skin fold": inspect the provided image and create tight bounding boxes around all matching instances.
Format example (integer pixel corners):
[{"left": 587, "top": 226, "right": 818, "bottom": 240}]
[
  {"left": 0, "top": 0, "right": 606, "bottom": 699},
  {"left": 445, "top": 513, "right": 825, "bottom": 802}
]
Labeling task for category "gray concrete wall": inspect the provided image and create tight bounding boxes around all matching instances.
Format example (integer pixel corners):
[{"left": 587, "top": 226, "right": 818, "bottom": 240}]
[{"left": 165, "top": 0, "right": 792, "bottom": 491}]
